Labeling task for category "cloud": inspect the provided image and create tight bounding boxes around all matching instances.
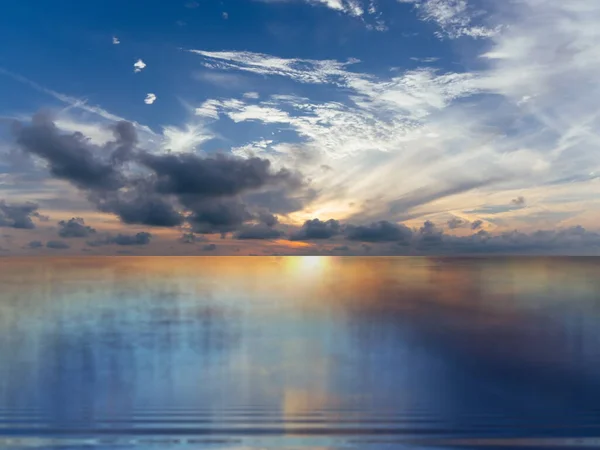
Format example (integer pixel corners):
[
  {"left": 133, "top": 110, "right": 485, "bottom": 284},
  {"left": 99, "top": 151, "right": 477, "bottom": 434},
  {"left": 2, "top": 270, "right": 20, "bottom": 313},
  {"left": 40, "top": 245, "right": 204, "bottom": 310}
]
[
  {"left": 471, "top": 219, "right": 483, "bottom": 230},
  {"left": 112, "top": 36, "right": 120, "bottom": 45},
  {"left": 235, "top": 224, "right": 284, "bottom": 239},
  {"left": 144, "top": 93, "right": 157, "bottom": 105},
  {"left": 0, "top": 200, "right": 42, "bottom": 229},
  {"left": 290, "top": 218, "right": 341, "bottom": 240},
  {"left": 345, "top": 220, "right": 413, "bottom": 242},
  {"left": 243, "top": 92, "right": 260, "bottom": 99},
  {"left": 46, "top": 240, "right": 70, "bottom": 250},
  {"left": 26, "top": 240, "right": 43, "bottom": 249},
  {"left": 58, "top": 218, "right": 97, "bottom": 238},
  {"left": 14, "top": 113, "right": 124, "bottom": 190},
  {"left": 11, "top": 115, "right": 306, "bottom": 235},
  {"left": 511, "top": 196, "right": 526, "bottom": 206},
  {"left": 140, "top": 152, "right": 300, "bottom": 197},
  {"left": 399, "top": 0, "right": 499, "bottom": 39},
  {"left": 222, "top": 11, "right": 229, "bottom": 19},
  {"left": 447, "top": 217, "right": 467, "bottom": 229},
  {"left": 87, "top": 232, "right": 152, "bottom": 247},
  {"left": 185, "top": 1, "right": 199, "bottom": 8},
  {"left": 112, "top": 232, "right": 152, "bottom": 246},
  {"left": 179, "top": 232, "right": 206, "bottom": 244},
  {"left": 134, "top": 59, "right": 147, "bottom": 73},
  {"left": 257, "top": 0, "right": 368, "bottom": 17}
]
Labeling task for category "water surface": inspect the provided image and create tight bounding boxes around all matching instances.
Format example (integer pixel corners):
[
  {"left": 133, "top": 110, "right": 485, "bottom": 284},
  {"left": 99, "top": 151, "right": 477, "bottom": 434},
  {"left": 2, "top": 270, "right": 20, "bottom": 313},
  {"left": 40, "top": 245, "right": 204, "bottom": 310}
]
[{"left": 0, "top": 256, "right": 599, "bottom": 449}]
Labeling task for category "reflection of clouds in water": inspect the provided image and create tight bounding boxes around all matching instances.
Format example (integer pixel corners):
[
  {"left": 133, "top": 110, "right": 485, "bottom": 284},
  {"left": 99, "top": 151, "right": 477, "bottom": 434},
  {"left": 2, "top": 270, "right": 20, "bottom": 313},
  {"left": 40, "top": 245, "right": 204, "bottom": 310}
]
[
  {"left": 1, "top": 257, "right": 600, "bottom": 439},
  {"left": 334, "top": 259, "right": 600, "bottom": 424},
  {"left": 0, "top": 273, "right": 243, "bottom": 422}
]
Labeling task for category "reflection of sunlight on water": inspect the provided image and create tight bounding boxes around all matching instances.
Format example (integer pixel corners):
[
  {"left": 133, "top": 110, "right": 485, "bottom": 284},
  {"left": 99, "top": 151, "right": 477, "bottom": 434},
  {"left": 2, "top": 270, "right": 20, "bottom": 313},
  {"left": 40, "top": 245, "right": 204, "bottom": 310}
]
[
  {"left": 1, "top": 257, "right": 600, "bottom": 448},
  {"left": 287, "top": 256, "right": 329, "bottom": 278}
]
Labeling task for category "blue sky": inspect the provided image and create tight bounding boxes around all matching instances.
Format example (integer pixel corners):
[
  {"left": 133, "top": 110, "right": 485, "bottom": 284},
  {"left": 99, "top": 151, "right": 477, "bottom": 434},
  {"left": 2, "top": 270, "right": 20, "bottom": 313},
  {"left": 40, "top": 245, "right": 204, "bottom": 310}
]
[{"left": 2, "top": 0, "right": 600, "bottom": 255}]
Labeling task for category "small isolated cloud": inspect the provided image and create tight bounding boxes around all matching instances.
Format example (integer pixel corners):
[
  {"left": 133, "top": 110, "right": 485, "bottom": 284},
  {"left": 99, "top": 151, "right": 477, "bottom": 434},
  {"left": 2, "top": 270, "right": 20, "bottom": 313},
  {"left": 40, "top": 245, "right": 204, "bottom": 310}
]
[
  {"left": 46, "top": 240, "right": 70, "bottom": 250},
  {"left": 447, "top": 217, "right": 467, "bottom": 229},
  {"left": 222, "top": 11, "right": 229, "bottom": 19},
  {"left": 88, "top": 232, "right": 152, "bottom": 247},
  {"left": 134, "top": 59, "right": 147, "bottom": 73},
  {"left": 203, "top": 243, "right": 217, "bottom": 251},
  {"left": 26, "top": 240, "right": 43, "bottom": 249},
  {"left": 58, "top": 217, "right": 96, "bottom": 238},
  {"left": 144, "top": 93, "right": 157, "bottom": 105},
  {"left": 243, "top": 92, "right": 259, "bottom": 99},
  {"left": 0, "top": 200, "right": 42, "bottom": 229},
  {"left": 471, "top": 220, "right": 483, "bottom": 230},
  {"left": 410, "top": 56, "right": 440, "bottom": 63},
  {"left": 112, "top": 36, "right": 120, "bottom": 45},
  {"left": 179, "top": 232, "right": 206, "bottom": 243},
  {"left": 511, "top": 196, "right": 526, "bottom": 206},
  {"left": 112, "top": 232, "right": 152, "bottom": 246}
]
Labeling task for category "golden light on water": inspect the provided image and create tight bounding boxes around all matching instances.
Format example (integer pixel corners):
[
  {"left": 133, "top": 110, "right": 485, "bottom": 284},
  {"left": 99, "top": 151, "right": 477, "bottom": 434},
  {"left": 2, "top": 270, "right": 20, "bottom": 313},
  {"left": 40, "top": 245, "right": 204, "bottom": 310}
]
[{"left": 286, "top": 256, "right": 329, "bottom": 277}]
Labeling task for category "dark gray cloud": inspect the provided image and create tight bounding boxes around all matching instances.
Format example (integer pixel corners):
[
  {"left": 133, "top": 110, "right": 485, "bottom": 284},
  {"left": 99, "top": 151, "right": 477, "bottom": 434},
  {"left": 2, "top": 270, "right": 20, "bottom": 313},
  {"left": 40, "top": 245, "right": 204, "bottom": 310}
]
[
  {"left": 14, "top": 113, "right": 124, "bottom": 191},
  {"left": 188, "top": 198, "right": 252, "bottom": 234},
  {"left": 110, "top": 121, "right": 138, "bottom": 165},
  {"left": 332, "top": 245, "right": 350, "bottom": 252},
  {"left": 0, "top": 200, "right": 42, "bottom": 229},
  {"left": 112, "top": 232, "right": 152, "bottom": 246},
  {"left": 235, "top": 212, "right": 284, "bottom": 239},
  {"left": 257, "top": 211, "right": 278, "bottom": 227},
  {"left": 87, "top": 232, "right": 152, "bottom": 247},
  {"left": 46, "top": 240, "right": 70, "bottom": 250},
  {"left": 511, "top": 196, "right": 526, "bottom": 206},
  {"left": 235, "top": 224, "right": 284, "bottom": 240},
  {"left": 345, "top": 220, "right": 413, "bottom": 243},
  {"left": 203, "top": 243, "right": 217, "bottom": 251},
  {"left": 290, "top": 219, "right": 341, "bottom": 240},
  {"left": 281, "top": 216, "right": 600, "bottom": 255},
  {"left": 447, "top": 217, "right": 468, "bottom": 229},
  {"left": 140, "top": 152, "right": 299, "bottom": 197},
  {"left": 471, "top": 220, "right": 483, "bottom": 230},
  {"left": 415, "top": 220, "right": 444, "bottom": 249},
  {"left": 58, "top": 217, "right": 96, "bottom": 238},
  {"left": 93, "top": 187, "right": 184, "bottom": 227},
  {"left": 26, "top": 240, "right": 43, "bottom": 249},
  {"left": 11, "top": 115, "right": 306, "bottom": 234},
  {"left": 179, "top": 232, "right": 205, "bottom": 244}
]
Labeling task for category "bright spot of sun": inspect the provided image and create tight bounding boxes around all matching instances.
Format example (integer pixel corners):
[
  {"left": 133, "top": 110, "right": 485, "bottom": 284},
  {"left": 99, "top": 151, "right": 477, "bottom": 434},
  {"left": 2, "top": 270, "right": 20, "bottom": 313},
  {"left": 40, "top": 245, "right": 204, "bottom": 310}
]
[{"left": 285, "top": 256, "right": 328, "bottom": 278}]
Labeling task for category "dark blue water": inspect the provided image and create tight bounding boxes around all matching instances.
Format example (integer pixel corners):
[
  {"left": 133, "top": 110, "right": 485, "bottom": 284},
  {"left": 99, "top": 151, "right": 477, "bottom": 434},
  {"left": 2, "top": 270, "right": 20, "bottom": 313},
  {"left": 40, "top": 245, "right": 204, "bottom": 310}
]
[{"left": 0, "top": 256, "right": 600, "bottom": 449}]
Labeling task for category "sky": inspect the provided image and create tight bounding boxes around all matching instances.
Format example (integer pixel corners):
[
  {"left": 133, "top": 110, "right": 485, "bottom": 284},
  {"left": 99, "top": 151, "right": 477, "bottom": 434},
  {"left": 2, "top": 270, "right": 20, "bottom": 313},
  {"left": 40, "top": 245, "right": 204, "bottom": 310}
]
[{"left": 1, "top": 0, "right": 600, "bottom": 255}]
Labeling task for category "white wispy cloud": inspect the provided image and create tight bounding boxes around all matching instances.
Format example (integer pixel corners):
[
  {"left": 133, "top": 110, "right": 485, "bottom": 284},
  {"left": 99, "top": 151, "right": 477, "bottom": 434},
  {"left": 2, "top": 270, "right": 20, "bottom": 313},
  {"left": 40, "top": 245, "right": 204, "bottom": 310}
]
[
  {"left": 399, "top": 0, "right": 499, "bottom": 39},
  {"left": 258, "top": 0, "right": 368, "bottom": 17},
  {"left": 134, "top": 59, "right": 147, "bottom": 73},
  {"left": 112, "top": 36, "right": 120, "bottom": 45},
  {"left": 187, "top": 0, "right": 600, "bottom": 231},
  {"left": 144, "top": 93, "right": 157, "bottom": 104}
]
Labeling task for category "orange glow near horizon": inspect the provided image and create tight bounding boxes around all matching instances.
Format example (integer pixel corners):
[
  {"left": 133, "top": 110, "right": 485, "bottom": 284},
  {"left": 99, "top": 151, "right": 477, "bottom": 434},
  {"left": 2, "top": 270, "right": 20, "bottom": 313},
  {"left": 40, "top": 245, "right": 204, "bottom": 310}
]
[{"left": 272, "top": 239, "right": 313, "bottom": 248}]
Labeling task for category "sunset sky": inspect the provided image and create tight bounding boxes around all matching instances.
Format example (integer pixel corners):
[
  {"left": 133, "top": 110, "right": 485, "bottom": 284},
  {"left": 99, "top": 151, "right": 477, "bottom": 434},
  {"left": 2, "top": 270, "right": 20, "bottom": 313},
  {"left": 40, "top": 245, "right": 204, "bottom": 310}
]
[{"left": 2, "top": 0, "right": 600, "bottom": 255}]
